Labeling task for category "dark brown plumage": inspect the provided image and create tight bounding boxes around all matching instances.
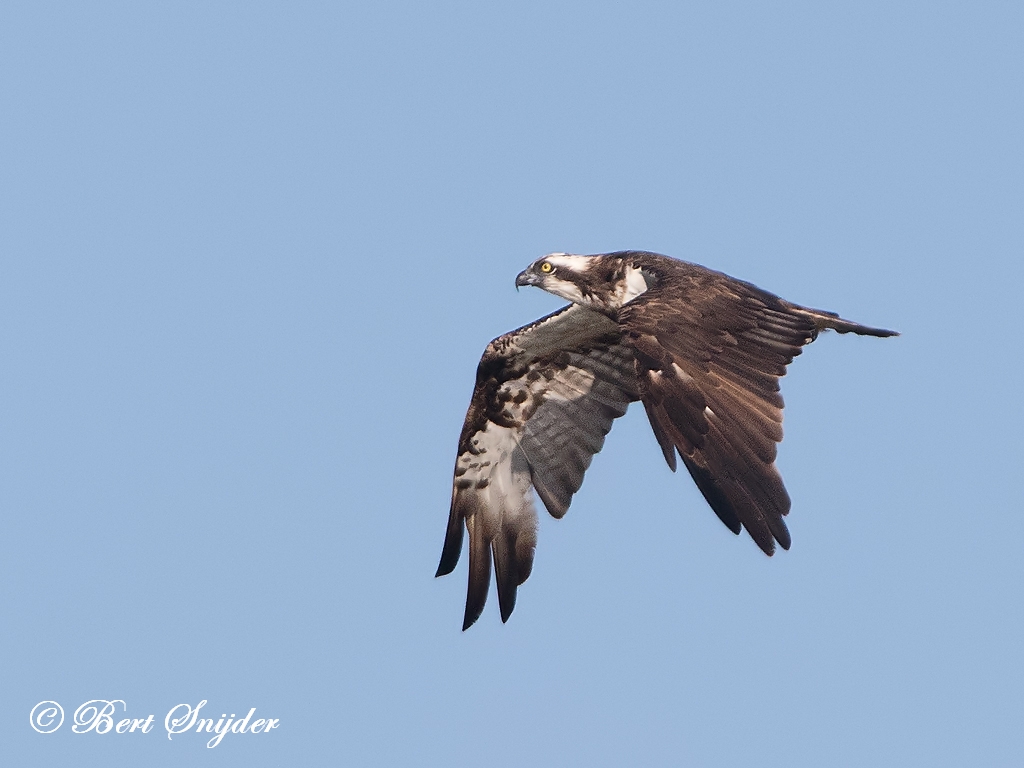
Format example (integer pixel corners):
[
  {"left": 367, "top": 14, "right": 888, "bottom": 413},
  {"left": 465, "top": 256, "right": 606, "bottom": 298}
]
[{"left": 437, "top": 251, "right": 897, "bottom": 629}]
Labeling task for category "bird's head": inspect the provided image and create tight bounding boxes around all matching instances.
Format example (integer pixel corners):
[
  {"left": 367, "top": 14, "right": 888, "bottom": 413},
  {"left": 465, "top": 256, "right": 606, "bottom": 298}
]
[{"left": 515, "top": 252, "right": 653, "bottom": 313}]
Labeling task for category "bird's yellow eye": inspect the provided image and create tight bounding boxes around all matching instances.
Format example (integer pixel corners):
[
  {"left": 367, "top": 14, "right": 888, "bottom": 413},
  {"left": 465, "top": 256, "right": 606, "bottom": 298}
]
[{"left": 539, "top": 261, "right": 553, "bottom": 274}]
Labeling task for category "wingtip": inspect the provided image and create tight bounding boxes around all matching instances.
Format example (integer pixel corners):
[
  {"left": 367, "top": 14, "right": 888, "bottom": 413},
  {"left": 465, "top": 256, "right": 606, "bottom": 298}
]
[
  {"left": 435, "top": 548, "right": 460, "bottom": 578},
  {"left": 462, "top": 600, "right": 487, "bottom": 631},
  {"left": 830, "top": 321, "right": 900, "bottom": 338},
  {"left": 660, "top": 441, "right": 678, "bottom": 472},
  {"left": 754, "top": 530, "right": 793, "bottom": 556},
  {"left": 499, "top": 596, "right": 516, "bottom": 624},
  {"left": 854, "top": 326, "right": 900, "bottom": 338}
]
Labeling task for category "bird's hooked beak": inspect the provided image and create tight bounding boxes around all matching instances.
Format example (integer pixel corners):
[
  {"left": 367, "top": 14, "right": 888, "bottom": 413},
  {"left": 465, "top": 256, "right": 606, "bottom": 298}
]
[{"left": 515, "top": 268, "right": 539, "bottom": 290}]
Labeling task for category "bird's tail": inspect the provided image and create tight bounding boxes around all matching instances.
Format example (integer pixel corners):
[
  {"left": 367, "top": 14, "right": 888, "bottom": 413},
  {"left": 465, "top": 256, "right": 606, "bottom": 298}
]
[{"left": 783, "top": 302, "right": 899, "bottom": 338}]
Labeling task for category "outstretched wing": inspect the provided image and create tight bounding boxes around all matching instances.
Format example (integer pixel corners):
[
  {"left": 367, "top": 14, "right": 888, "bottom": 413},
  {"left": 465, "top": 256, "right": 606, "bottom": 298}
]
[
  {"left": 618, "top": 266, "right": 820, "bottom": 555},
  {"left": 437, "top": 304, "right": 639, "bottom": 629}
]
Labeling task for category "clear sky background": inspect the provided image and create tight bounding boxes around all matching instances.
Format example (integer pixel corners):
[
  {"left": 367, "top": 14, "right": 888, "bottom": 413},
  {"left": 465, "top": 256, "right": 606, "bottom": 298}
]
[{"left": 2, "top": 2, "right": 1022, "bottom": 766}]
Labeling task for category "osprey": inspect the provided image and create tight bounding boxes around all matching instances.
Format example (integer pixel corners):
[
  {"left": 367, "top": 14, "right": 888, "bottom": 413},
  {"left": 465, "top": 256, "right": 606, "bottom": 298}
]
[{"left": 437, "top": 251, "right": 897, "bottom": 630}]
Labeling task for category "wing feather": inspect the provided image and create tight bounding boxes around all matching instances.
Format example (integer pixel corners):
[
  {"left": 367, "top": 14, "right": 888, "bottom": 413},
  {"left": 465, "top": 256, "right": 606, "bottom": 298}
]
[
  {"left": 464, "top": 506, "right": 493, "bottom": 630},
  {"left": 437, "top": 304, "right": 638, "bottom": 628},
  {"left": 619, "top": 256, "right": 894, "bottom": 554},
  {"left": 620, "top": 262, "right": 818, "bottom": 554}
]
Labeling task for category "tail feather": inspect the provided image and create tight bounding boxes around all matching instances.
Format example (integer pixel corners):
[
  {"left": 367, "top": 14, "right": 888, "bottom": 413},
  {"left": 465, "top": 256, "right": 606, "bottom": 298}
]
[{"left": 785, "top": 303, "right": 899, "bottom": 338}]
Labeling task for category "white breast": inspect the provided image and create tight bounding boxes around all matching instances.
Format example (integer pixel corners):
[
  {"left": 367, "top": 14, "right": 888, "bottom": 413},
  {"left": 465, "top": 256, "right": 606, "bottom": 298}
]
[{"left": 618, "top": 264, "right": 649, "bottom": 306}]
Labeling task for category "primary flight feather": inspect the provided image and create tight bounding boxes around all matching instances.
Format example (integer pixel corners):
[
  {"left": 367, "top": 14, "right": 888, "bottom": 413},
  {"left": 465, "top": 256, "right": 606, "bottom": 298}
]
[{"left": 436, "top": 251, "right": 897, "bottom": 630}]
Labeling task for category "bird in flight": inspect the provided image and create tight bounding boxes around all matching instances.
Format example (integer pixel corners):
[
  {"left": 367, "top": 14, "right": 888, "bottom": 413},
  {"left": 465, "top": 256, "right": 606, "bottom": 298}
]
[{"left": 436, "top": 251, "right": 897, "bottom": 629}]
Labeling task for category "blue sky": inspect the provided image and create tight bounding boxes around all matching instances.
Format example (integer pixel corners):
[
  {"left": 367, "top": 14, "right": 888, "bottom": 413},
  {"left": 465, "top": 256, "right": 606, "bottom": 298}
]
[{"left": 2, "top": 2, "right": 1022, "bottom": 765}]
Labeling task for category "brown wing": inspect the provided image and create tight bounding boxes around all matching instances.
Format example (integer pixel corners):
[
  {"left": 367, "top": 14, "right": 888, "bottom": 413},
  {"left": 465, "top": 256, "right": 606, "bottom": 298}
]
[
  {"left": 618, "top": 270, "right": 820, "bottom": 554},
  {"left": 436, "top": 305, "right": 639, "bottom": 629}
]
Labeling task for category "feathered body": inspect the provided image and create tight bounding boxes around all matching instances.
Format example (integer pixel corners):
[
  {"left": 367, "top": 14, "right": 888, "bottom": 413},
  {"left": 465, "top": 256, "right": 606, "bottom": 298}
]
[{"left": 437, "top": 251, "right": 896, "bottom": 629}]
